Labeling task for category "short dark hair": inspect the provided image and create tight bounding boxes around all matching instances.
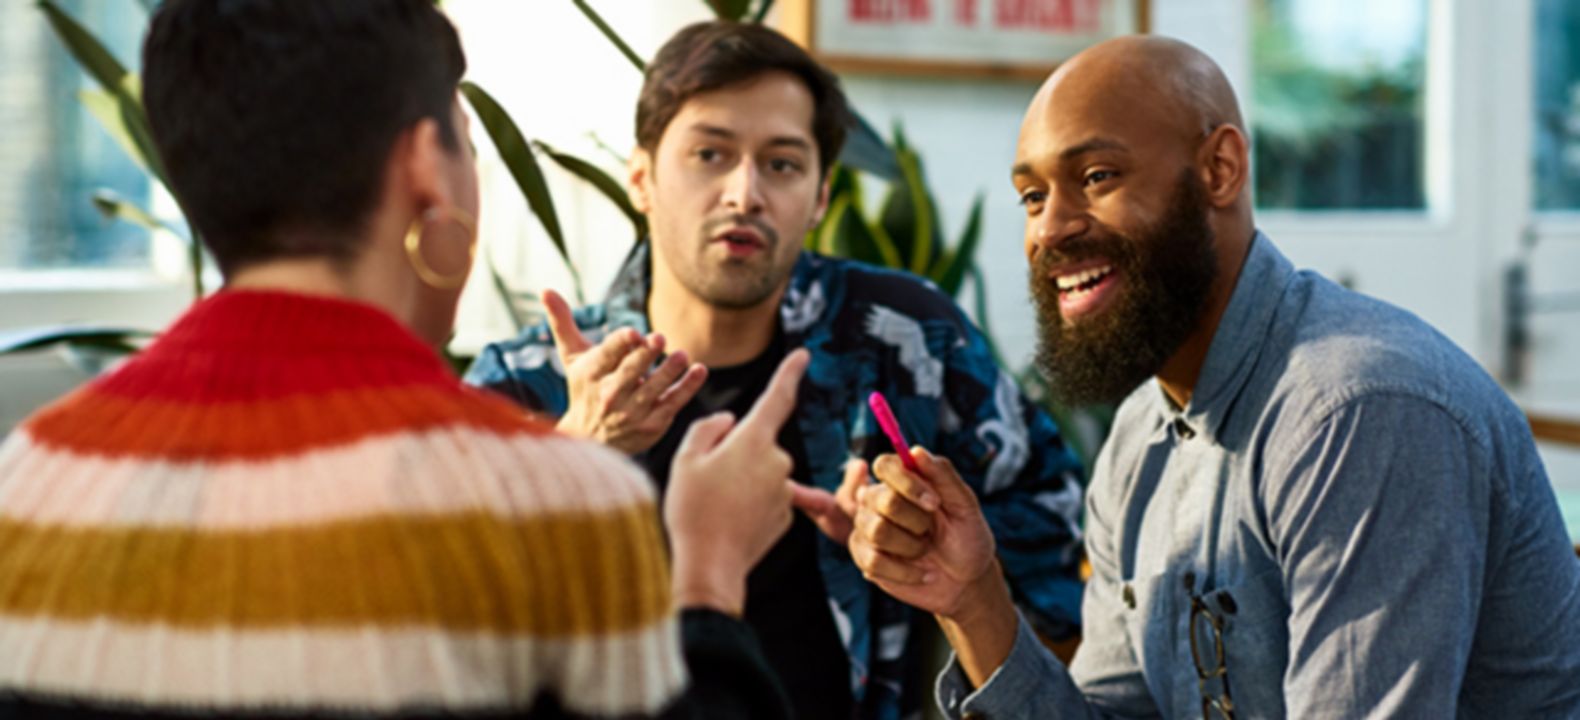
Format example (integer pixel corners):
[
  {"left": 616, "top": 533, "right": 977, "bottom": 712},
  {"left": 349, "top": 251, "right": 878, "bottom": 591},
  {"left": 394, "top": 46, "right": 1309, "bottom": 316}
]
[
  {"left": 636, "top": 21, "right": 850, "bottom": 178},
  {"left": 143, "top": 0, "right": 467, "bottom": 274}
]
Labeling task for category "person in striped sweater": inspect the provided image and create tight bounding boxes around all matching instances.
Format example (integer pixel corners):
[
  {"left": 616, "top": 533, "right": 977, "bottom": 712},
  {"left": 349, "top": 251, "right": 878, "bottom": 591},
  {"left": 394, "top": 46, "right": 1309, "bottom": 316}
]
[{"left": 0, "top": 1, "right": 799, "bottom": 718}]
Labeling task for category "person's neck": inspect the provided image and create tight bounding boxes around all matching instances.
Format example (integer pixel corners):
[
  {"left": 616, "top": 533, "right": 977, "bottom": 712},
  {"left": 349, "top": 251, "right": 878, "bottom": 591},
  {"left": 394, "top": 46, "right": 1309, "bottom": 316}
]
[
  {"left": 647, "top": 269, "right": 785, "bottom": 369},
  {"left": 226, "top": 253, "right": 415, "bottom": 332},
  {"left": 1155, "top": 222, "right": 1256, "bottom": 409}
]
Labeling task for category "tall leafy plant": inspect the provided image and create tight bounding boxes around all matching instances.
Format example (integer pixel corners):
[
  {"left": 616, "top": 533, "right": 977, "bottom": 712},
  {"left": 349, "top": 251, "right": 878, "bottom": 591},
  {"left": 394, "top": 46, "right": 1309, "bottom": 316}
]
[{"left": 38, "top": 0, "right": 202, "bottom": 301}]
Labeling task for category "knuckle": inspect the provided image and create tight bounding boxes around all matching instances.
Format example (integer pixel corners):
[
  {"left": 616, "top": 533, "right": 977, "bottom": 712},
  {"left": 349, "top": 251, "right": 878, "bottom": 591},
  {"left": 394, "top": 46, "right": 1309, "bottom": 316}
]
[
  {"left": 877, "top": 488, "right": 905, "bottom": 515},
  {"left": 870, "top": 519, "right": 897, "bottom": 545}
]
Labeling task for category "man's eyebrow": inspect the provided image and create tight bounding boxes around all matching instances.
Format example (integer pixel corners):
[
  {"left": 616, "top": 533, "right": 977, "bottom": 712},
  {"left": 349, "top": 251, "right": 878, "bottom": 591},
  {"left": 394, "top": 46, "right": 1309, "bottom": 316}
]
[
  {"left": 687, "top": 123, "right": 735, "bottom": 139},
  {"left": 765, "top": 136, "right": 813, "bottom": 151},
  {"left": 686, "top": 125, "right": 811, "bottom": 152},
  {"left": 1011, "top": 137, "right": 1129, "bottom": 179},
  {"left": 1060, "top": 136, "right": 1128, "bottom": 161}
]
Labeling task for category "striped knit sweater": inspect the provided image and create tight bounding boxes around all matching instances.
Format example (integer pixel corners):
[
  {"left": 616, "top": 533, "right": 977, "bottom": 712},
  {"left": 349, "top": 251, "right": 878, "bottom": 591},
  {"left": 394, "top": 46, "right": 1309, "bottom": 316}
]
[{"left": 0, "top": 290, "right": 697, "bottom": 718}]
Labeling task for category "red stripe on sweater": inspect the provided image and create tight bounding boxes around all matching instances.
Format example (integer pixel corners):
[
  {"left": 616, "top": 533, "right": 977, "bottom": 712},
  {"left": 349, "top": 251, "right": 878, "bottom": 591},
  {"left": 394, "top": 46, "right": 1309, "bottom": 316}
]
[{"left": 24, "top": 383, "right": 554, "bottom": 461}]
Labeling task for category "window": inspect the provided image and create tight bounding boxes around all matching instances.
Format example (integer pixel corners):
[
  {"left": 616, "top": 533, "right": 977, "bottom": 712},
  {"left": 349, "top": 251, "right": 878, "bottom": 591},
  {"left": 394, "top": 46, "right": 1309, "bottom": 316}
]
[
  {"left": 1249, "top": 0, "right": 1428, "bottom": 210},
  {"left": 1535, "top": 0, "right": 1580, "bottom": 211},
  {"left": 0, "top": 1, "right": 152, "bottom": 269}
]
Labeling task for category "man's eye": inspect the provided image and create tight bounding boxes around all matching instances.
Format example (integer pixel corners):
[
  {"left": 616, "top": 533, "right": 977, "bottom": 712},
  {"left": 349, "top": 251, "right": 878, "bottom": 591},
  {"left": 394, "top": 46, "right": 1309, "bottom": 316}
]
[
  {"left": 769, "top": 158, "right": 802, "bottom": 174},
  {"left": 697, "top": 148, "right": 721, "bottom": 162},
  {"left": 1018, "top": 190, "right": 1047, "bottom": 207},
  {"left": 1083, "top": 170, "right": 1117, "bottom": 186}
]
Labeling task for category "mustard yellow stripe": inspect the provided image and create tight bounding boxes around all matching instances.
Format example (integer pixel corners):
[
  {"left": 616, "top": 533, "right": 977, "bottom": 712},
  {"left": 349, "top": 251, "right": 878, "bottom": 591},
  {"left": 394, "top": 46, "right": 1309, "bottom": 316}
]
[{"left": 0, "top": 506, "right": 672, "bottom": 637}]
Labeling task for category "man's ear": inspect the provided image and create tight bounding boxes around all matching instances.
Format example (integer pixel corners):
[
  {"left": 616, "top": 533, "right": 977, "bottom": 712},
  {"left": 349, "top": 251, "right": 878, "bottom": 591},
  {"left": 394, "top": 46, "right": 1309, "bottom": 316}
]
[
  {"left": 628, "top": 147, "right": 655, "bottom": 215},
  {"left": 809, "top": 172, "right": 833, "bottom": 228},
  {"left": 1198, "top": 124, "right": 1249, "bottom": 209}
]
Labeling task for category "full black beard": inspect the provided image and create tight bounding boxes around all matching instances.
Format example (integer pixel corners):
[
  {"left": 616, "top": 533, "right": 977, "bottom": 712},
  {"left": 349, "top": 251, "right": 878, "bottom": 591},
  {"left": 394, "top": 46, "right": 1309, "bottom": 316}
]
[{"left": 1030, "top": 171, "right": 1219, "bottom": 407}]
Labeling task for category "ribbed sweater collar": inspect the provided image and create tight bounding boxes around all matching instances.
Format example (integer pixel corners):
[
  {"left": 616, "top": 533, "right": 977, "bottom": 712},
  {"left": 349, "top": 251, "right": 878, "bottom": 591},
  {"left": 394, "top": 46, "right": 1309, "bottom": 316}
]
[{"left": 156, "top": 289, "right": 444, "bottom": 368}]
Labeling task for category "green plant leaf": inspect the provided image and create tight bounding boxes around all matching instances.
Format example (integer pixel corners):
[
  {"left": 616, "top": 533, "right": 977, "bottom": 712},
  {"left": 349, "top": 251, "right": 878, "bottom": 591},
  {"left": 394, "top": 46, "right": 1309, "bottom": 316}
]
[
  {"left": 0, "top": 325, "right": 152, "bottom": 357},
  {"left": 810, "top": 165, "right": 856, "bottom": 250},
  {"left": 840, "top": 111, "right": 900, "bottom": 180},
  {"left": 816, "top": 192, "right": 901, "bottom": 267},
  {"left": 40, "top": 2, "right": 167, "bottom": 183},
  {"left": 113, "top": 84, "right": 166, "bottom": 183},
  {"left": 79, "top": 89, "right": 151, "bottom": 172},
  {"left": 813, "top": 193, "right": 851, "bottom": 255},
  {"left": 90, "top": 189, "right": 166, "bottom": 232},
  {"left": 90, "top": 188, "right": 205, "bottom": 300},
  {"left": 572, "top": 0, "right": 645, "bottom": 72},
  {"left": 489, "top": 260, "right": 528, "bottom": 333},
  {"left": 38, "top": 0, "right": 128, "bottom": 93},
  {"left": 930, "top": 192, "right": 983, "bottom": 297},
  {"left": 460, "top": 80, "right": 584, "bottom": 303},
  {"left": 878, "top": 159, "right": 916, "bottom": 265},
  {"left": 879, "top": 145, "right": 937, "bottom": 275},
  {"left": 706, "top": 0, "right": 751, "bottom": 21},
  {"left": 533, "top": 140, "right": 647, "bottom": 239},
  {"left": 751, "top": 0, "right": 776, "bottom": 23}
]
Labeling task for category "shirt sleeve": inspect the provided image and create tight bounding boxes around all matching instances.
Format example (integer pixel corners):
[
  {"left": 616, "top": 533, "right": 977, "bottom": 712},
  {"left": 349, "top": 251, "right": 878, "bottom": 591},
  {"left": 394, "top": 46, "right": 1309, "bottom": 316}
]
[
  {"left": 462, "top": 338, "right": 568, "bottom": 416},
  {"left": 935, "top": 611, "right": 1155, "bottom": 720},
  {"left": 1263, "top": 393, "right": 1488, "bottom": 718},
  {"left": 663, "top": 609, "right": 795, "bottom": 720}
]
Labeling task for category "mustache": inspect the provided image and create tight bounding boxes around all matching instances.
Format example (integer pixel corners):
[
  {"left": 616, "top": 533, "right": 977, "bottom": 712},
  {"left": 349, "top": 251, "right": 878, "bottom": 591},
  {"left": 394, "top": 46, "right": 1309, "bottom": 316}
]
[
  {"left": 1030, "top": 230, "right": 1133, "bottom": 276},
  {"left": 701, "top": 214, "right": 779, "bottom": 247}
]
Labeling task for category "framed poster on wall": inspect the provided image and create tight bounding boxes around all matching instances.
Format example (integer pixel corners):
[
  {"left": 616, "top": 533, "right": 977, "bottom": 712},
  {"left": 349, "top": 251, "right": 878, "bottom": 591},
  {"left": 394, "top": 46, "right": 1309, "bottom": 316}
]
[{"left": 779, "top": 0, "right": 1149, "bottom": 79}]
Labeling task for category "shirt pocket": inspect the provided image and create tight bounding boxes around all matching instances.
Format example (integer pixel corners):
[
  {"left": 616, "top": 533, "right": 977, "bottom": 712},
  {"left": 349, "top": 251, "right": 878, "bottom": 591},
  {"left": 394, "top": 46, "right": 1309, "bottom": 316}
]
[{"left": 1200, "top": 567, "right": 1290, "bottom": 716}]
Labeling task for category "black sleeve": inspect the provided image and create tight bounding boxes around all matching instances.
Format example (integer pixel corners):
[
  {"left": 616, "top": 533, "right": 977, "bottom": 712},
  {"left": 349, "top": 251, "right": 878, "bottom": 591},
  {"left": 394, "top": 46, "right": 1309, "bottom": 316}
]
[{"left": 664, "top": 609, "right": 794, "bottom": 720}]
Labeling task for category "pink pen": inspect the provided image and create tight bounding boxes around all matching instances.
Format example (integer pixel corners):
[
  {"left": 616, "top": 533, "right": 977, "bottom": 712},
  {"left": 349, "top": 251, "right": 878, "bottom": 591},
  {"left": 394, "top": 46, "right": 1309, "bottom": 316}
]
[{"left": 868, "top": 391, "right": 922, "bottom": 473}]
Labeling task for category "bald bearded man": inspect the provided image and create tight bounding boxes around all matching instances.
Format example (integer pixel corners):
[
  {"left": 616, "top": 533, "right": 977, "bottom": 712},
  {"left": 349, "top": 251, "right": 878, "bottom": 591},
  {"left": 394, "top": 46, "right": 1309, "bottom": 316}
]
[{"left": 839, "top": 36, "right": 1580, "bottom": 718}]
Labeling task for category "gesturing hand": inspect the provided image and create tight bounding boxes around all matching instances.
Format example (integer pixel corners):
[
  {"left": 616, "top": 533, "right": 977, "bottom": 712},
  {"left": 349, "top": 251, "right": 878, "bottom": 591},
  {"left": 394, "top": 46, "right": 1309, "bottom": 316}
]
[
  {"left": 544, "top": 288, "right": 707, "bottom": 454},
  {"left": 849, "top": 447, "right": 997, "bottom": 620}
]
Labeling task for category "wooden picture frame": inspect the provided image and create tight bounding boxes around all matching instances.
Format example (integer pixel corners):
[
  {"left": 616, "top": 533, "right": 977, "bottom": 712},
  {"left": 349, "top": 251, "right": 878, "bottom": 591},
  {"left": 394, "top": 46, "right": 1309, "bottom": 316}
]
[{"left": 779, "top": 0, "right": 1150, "bottom": 81}]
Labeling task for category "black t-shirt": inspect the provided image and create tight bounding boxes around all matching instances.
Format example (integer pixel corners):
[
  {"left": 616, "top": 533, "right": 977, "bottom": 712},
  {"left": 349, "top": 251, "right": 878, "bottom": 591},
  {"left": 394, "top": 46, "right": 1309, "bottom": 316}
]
[{"left": 642, "top": 333, "right": 855, "bottom": 720}]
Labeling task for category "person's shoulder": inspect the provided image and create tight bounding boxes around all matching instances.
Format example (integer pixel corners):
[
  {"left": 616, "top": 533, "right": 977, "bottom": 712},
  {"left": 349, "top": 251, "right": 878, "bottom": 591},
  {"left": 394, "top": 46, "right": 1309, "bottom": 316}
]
[
  {"left": 452, "top": 385, "right": 644, "bottom": 484},
  {"left": 1261, "top": 272, "right": 1527, "bottom": 452},
  {"left": 466, "top": 304, "right": 619, "bottom": 388}
]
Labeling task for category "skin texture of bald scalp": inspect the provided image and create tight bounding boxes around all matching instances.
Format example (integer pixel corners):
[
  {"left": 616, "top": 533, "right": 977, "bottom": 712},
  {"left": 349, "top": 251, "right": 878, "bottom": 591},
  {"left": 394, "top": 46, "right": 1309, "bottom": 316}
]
[{"left": 1014, "top": 35, "right": 1256, "bottom": 409}]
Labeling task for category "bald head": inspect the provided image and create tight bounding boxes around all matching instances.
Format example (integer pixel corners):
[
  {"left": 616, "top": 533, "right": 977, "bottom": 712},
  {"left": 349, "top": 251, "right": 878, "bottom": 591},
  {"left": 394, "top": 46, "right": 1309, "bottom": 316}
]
[
  {"left": 1034, "top": 35, "right": 1243, "bottom": 143},
  {"left": 1012, "top": 34, "right": 1254, "bottom": 250}
]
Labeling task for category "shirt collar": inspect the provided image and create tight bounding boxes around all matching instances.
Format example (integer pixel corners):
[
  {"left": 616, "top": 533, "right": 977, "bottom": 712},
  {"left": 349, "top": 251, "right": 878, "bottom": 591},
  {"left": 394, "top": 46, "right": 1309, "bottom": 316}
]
[{"left": 1156, "top": 231, "right": 1295, "bottom": 444}]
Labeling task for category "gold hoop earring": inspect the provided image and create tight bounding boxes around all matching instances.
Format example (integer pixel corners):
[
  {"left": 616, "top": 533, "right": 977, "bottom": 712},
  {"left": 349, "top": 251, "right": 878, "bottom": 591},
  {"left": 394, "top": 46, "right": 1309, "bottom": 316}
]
[{"left": 404, "top": 206, "right": 478, "bottom": 290}]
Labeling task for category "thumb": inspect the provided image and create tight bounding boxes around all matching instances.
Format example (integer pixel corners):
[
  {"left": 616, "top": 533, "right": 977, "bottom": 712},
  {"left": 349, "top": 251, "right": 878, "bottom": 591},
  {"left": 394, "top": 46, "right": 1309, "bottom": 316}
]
[
  {"left": 912, "top": 447, "right": 977, "bottom": 510},
  {"left": 675, "top": 411, "right": 736, "bottom": 458},
  {"left": 835, "top": 457, "right": 870, "bottom": 518},
  {"left": 542, "top": 289, "right": 592, "bottom": 357}
]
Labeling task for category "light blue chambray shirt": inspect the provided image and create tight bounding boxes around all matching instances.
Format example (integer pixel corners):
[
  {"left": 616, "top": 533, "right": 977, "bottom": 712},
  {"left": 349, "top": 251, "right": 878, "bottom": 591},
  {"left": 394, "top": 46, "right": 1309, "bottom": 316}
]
[{"left": 939, "top": 232, "right": 1580, "bottom": 718}]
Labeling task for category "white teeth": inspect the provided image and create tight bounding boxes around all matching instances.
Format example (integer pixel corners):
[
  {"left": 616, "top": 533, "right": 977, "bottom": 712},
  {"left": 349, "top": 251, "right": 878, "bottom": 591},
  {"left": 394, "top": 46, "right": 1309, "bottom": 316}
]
[{"left": 1055, "top": 265, "right": 1112, "bottom": 291}]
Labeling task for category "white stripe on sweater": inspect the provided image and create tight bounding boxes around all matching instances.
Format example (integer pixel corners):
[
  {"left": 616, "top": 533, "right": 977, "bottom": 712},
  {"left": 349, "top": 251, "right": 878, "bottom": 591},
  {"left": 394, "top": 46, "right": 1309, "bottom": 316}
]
[
  {"left": 0, "top": 613, "right": 686, "bottom": 716},
  {"left": 0, "top": 428, "right": 654, "bottom": 530}
]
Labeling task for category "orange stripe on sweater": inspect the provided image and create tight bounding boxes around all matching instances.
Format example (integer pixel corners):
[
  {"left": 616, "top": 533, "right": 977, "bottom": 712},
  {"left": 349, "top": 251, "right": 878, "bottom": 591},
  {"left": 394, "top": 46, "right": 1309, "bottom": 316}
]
[
  {"left": 0, "top": 506, "right": 672, "bottom": 635},
  {"left": 23, "top": 384, "right": 553, "bottom": 460}
]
